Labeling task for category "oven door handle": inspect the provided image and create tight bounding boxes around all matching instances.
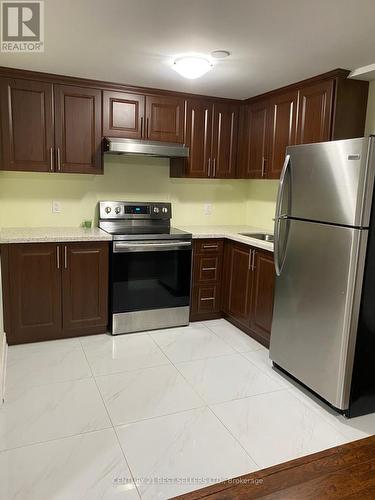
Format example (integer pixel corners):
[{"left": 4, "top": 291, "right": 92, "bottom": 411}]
[{"left": 113, "top": 241, "right": 192, "bottom": 253}]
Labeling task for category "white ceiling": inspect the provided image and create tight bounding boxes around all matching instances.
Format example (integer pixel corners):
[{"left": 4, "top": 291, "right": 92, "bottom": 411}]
[{"left": 1, "top": 0, "right": 375, "bottom": 99}]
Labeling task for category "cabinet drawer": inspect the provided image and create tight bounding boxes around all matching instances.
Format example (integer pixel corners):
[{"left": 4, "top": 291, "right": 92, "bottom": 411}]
[
  {"left": 194, "top": 239, "right": 224, "bottom": 254},
  {"left": 193, "top": 254, "right": 222, "bottom": 283},
  {"left": 191, "top": 284, "right": 221, "bottom": 316}
]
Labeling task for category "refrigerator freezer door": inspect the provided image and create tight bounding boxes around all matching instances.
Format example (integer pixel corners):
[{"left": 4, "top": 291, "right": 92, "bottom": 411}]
[
  {"left": 270, "top": 219, "right": 367, "bottom": 409},
  {"left": 285, "top": 137, "right": 375, "bottom": 227}
]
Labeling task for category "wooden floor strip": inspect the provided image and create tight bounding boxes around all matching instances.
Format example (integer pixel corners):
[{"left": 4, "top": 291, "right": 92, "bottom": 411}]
[{"left": 174, "top": 436, "right": 375, "bottom": 500}]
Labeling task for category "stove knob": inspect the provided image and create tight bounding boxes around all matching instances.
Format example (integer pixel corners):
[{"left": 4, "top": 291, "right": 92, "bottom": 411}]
[
  {"left": 105, "top": 206, "right": 112, "bottom": 214},
  {"left": 115, "top": 206, "right": 121, "bottom": 214},
  {"left": 153, "top": 207, "right": 160, "bottom": 214},
  {"left": 162, "top": 207, "right": 168, "bottom": 214}
]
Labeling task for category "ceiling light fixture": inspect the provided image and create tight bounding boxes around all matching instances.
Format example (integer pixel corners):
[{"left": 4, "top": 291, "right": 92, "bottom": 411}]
[{"left": 173, "top": 56, "right": 213, "bottom": 80}]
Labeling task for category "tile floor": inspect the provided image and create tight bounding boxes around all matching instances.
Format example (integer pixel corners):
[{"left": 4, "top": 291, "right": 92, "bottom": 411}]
[{"left": 2, "top": 319, "right": 375, "bottom": 499}]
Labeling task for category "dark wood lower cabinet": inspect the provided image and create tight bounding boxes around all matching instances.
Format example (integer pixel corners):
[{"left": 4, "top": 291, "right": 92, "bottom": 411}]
[
  {"left": 62, "top": 242, "right": 108, "bottom": 334},
  {"left": 1, "top": 242, "right": 109, "bottom": 345},
  {"left": 249, "top": 249, "right": 275, "bottom": 345},
  {"left": 190, "top": 239, "right": 275, "bottom": 347},
  {"left": 3, "top": 243, "right": 62, "bottom": 344},
  {"left": 190, "top": 239, "right": 223, "bottom": 321}
]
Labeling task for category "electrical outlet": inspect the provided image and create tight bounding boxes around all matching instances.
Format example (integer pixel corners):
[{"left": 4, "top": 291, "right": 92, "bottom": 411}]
[
  {"left": 203, "top": 203, "right": 213, "bottom": 216},
  {"left": 52, "top": 201, "right": 61, "bottom": 213}
]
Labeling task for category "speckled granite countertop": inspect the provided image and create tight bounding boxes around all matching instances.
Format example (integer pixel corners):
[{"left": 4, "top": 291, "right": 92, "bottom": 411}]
[
  {"left": 176, "top": 225, "right": 274, "bottom": 252},
  {"left": 0, "top": 227, "right": 112, "bottom": 244}
]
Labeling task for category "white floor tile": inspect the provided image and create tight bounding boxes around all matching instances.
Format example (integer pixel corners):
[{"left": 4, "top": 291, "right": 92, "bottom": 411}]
[
  {"left": 6, "top": 339, "right": 92, "bottom": 391},
  {"left": 204, "top": 319, "right": 264, "bottom": 353},
  {"left": 242, "top": 348, "right": 292, "bottom": 388},
  {"left": 96, "top": 365, "right": 204, "bottom": 425},
  {"left": 289, "top": 385, "right": 375, "bottom": 443},
  {"left": 0, "top": 378, "right": 111, "bottom": 451},
  {"left": 116, "top": 407, "right": 257, "bottom": 500},
  {"left": 151, "top": 323, "right": 234, "bottom": 363},
  {"left": 211, "top": 389, "right": 347, "bottom": 469},
  {"left": 0, "top": 429, "right": 140, "bottom": 500},
  {"left": 176, "top": 353, "right": 283, "bottom": 405},
  {"left": 80, "top": 333, "right": 170, "bottom": 376}
]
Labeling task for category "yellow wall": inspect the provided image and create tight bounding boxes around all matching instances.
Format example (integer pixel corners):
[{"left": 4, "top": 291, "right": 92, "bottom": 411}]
[
  {"left": 246, "top": 180, "right": 279, "bottom": 231},
  {"left": 0, "top": 155, "right": 249, "bottom": 228}
]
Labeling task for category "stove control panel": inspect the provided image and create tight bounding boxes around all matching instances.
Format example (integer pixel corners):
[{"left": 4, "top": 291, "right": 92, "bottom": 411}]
[{"left": 99, "top": 201, "right": 171, "bottom": 220}]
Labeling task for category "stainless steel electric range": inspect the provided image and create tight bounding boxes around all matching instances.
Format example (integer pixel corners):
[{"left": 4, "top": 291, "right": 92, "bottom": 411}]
[{"left": 99, "top": 201, "right": 192, "bottom": 335}]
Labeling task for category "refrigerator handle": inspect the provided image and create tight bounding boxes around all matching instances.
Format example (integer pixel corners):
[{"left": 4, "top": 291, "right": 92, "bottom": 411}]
[{"left": 274, "top": 154, "right": 290, "bottom": 276}]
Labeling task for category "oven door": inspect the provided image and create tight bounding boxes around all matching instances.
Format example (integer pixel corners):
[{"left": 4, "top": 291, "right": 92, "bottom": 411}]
[{"left": 110, "top": 240, "right": 192, "bottom": 334}]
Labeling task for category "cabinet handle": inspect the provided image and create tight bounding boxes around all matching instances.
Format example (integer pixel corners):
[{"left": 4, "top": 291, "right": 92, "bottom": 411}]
[
  {"left": 213, "top": 158, "right": 216, "bottom": 178},
  {"left": 202, "top": 267, "right": 216, "bottom": 271},
  {"left": 146, "top": 118, "right": 149, "bottom": 138},
  {"left": 252, "top": 249, "right": 256, "bottom": 270},
  {"left": 64, "top": 245, "right": 68, "bottom": 269},
  {"left": 261, "top": 157, "right": 266, "bottom": 177},
  {"left": 140, "top": 116, "right": 144, "bottom": 137},
  {"left": 50, "top": 147, "right": 54, "bottom": 171},
  {"left": 208, "top": 158, "right": 211, "bottom": 177},
  {"left": 56, "top": 246, "right": 60, "bottom": 269},
  {"left": 248, "top": 249, "right": 252, "bottom": 270},
  {"left": 200, "top": 297, "right": 215, "bottom": 301},
  {"left": 202, "top": 244, "right": 218, "bottom": 249},
  {"left": 57, "top": 148, "right": 61, "bottom": 171}
]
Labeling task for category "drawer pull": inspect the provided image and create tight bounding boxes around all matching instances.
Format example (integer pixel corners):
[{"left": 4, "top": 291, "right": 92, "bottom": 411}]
[
  {"left": 202, "top": 267, "right": 216, "bottom": 271},
  {"left": 202, "top": 244, "right": 218, "bottom": 249},
  {"left": 200, "top": 297, "right": 215, "bottom": 301}
]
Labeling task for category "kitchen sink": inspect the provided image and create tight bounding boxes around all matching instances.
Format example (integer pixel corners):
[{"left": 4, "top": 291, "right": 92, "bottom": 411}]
[{"left": 239, "top": 232, "right": 274, "bottom": 243}]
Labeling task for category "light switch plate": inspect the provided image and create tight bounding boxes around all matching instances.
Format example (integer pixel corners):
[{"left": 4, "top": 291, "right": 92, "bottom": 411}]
[
  {"left": 52, "top": 201, "right": 61, "bottom": 213},
  {"left": 203, "top": 203, "right": 213, "bottom": 216}
]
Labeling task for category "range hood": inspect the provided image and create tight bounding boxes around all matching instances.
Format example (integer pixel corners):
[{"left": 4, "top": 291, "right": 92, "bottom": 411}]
[{"left": 104, "top": 138, "right": 189, "bottom": 158}]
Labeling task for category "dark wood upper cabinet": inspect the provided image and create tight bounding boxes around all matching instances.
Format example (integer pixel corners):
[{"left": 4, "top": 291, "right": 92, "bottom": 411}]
[
  {"left": 222, "top": 242, "right": 252, "bottom": 328},
  {"left": 249, "top": 249, "right": 275, "bottom": 345},
  {"left": 62, "top": 242, "right": 108, "bottom": 333},
  {"left": 54, "top": 85, "right": 102, "bottom": 174},
  {"left": 103, "top": 91, "right": 144, "bottom": 139},
  {"left": 0, "top": 78, "right": 54, "bottom": 172},
  {"left": 267, "top": 90, "right": 298, "bottom": 179},
  {"left": 238, "top": 100, "right": 269, "bottom": 178},
  {"left": 170, "top": 98, "right": 239, "bottom": 179},
  {"left": 183, "top": 98, "right": 212, "bottom": 178},
  {"left": 145, "top": 95, "right": 185, "bottom": 143},
  {"left": 4, "top": 243, "right": 62, "bottom": 345},
  {"left": 211, "top": 102, "right": 239, "bottom": 178},
  {"left": 296, "top": 80, "right": 334, "bottom": 144}
]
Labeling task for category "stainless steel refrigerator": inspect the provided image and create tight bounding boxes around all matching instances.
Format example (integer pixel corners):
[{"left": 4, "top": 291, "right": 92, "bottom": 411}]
[{"left": 270, "top": 136, "right": 375, "bottom": 417}]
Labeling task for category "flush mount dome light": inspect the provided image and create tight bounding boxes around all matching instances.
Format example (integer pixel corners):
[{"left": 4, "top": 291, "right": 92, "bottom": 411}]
[{"left": 173, "top": 56, "right": 213, "bottom": 79}]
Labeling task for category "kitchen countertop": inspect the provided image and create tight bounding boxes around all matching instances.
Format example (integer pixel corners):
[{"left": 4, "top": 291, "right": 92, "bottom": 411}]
[
  {"left": 177, "top": 225, "right": 274, "bottom": 252},
  {"left": 0, "top": 227, "right": 112, "bottom": 244}
]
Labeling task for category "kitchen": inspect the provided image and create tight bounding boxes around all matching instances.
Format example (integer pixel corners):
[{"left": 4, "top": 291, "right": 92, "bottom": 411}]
[{"left": 1, "top": 1, "right": 375, "bottom": 499}]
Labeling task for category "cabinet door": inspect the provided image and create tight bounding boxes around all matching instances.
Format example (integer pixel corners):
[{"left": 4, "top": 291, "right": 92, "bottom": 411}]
[
  {"left": 222, "top": 242, "right": 252, "bottom": 328},
  {"left": 211, "top": 102, "right": 239, "bottom": 178},
  {"left": 184, "top": 98, "right": 212, "bottom": 178},
  {"left": 296, "top": 80, "right": 334, "bottom": 145},
  {"left": 103, "top": 91, "right": 145, "bottom": 139},
  {"left": 7, "top": 244, "right": 62, "bottom": 344},
  {"left": 145, "top": 95, "right": 185, "bottom": 143},
  {"left": 238, "top": 101, "right": 269, "bottom": 179},
  {"left": 268, "top": 90, "right": 298, "bottom": 179},
  {"left": 62, "top": 242, "right": 108, "bottom": 334},
  {"left": 54, "top": 85, "right": 102, "bottom": 174},
  {"left": 249, "top": 250, "right": 275, "bottom": 347},
  {"left": 0, "top": 78, "right": 54, "bottom": 172}
]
